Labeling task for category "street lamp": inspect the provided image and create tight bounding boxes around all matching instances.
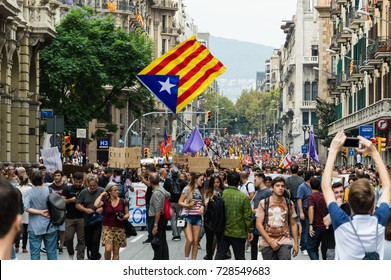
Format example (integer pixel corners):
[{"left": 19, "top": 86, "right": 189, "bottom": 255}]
[
  {"left": 342, "top": 27, "right": 376, "bottom": 43},
  {"left": 356, "top": 10, "right": 391, "bottom": 25},
  {"left": 152, "top": 127, "right": 161, "bottom": 156},
  {"left": 313, "top": 67, "right": 337, "bottom": 76},
  {"left": 326, "top": 49, "right": 353, "bottom": 60}
]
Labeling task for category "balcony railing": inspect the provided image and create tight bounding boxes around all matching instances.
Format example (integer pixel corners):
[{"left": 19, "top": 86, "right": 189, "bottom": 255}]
[
  {"left": 152, "top": 0, "right": 179, "bottom": 11},
  {"left": 329, "top": 99, "right": 391, "bottom": 136},
  {"left": 303, "top": 56, "right": 318, "bottom": 64},
  {"left": 161, "top": 27, "right": 177, "bottom": 35},
  {"left": 330, "top": 0, "right": 341, "bottom": 16},
  {"left": 302, "top": 100, "right": 317, "bottom": 108},
  {"left": 373, "top": 36, "right": 391, "bottom": 59},
  {"left": 92, "top": 0, "right": 136, "bottom": 13},
  {"left": 348, "top": 6, "right": 366, "bottom": 30}
]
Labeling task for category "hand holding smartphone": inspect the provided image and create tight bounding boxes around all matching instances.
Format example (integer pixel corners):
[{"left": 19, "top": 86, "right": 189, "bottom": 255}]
[{"left": 343, "top": 137, "right": 360, "bottom": 148}]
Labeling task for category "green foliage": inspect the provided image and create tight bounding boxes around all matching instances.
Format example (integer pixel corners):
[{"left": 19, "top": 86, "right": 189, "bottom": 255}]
[
  {"left": 316, "top": 100, "right": 336, "bottom": 147},
  {"left": 39, "top": 7, "right": 154, "bottom": 138},
  {"left": 235, "top": 88, "right": 279, "bottom": 134}
]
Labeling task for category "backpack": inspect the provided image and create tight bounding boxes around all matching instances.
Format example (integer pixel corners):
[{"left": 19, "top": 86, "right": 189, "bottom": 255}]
[
  {"left": 47, "top": 188, "right": 66, "bottom": 229},
  {"left": 117, "top": 183, "right": 125, "bottom": 199},
  {"left": 262, "top": 196, "right": 292, "bottom": 228},
  {"left": 158, "top": 190, "right": 172, "bottom": 221},
  {"left": 204, "top": 194, "right": 225, "bottom": 233},
  {"left": 349, "top": 218, "right": 380, "bottom": 260}
]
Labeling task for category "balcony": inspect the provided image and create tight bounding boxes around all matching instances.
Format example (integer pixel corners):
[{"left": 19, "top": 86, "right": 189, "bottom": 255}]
[
  {"left": 302, "top": 100, "right": 317, "bottom": 108},
  {"left": 152, "top": 0, "right": 179, "bottom": 12},
  {"left": 330, "top": 0, "right": 341, "bottom": 17},
  {"left": 336, "top": 73, "right": 351, "bottom": 90},
  {"left": 161, "top": 27, "right": 178, "bottom": 36},
  {"left": 358, "top": 53, "right": 375, "bottom": 73},
  {"left": 336, "top": 0, "right": 348, "bottom": 5},
  {"left": 330, "top": 35, "right": 340, "bottom": 51},
  {"left": 347, "top": 60, "right": 365, "bottom": 82},
  {"left": 0, "top": 0, "right": 19, "bottom": 17},
  {"left": 303, "top": 56, "right": 318, "bottom": 65},
  {"left": 348, "top": 6, "right": 366, "bottom": 31},
  {"left": 328, "top": 99, "right": 391, "bottom": 136},
  {"left": 374, "top": 36, "right": 391, "bottom": 59}
]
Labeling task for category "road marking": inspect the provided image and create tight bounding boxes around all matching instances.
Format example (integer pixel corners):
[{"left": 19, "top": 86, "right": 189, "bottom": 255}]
[{"left": 130, "top": 233, "right": 145, "bottom": 243}]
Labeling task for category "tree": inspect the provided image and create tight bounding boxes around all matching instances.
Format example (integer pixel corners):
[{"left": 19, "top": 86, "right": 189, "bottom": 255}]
[
  {"left": 316, "top": 99, "right": 335, "bottom": 147},
  {"left": 39, "top": 7, "right": 155, "bottom": 138}
]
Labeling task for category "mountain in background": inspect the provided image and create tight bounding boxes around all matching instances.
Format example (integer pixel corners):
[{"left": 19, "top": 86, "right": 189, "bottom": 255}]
[{"left": 209, "top": 36, "right": 275, "bottom": 102}]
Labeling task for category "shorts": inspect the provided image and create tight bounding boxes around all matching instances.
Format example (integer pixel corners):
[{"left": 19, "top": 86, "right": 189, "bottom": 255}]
[
  {"left": 186, "top": 215, "right": 202, "bottom": 226},
  {"left": 101, "top": 226, "right": 127, "bottom": 248}
]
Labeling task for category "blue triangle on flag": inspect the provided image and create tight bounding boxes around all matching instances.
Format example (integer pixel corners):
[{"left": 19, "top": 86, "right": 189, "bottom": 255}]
[{"left": 137, "top": 75, "right": 179, "bottom": 114}]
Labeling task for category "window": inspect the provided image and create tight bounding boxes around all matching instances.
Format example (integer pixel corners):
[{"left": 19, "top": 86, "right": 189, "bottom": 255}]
[
  {"left": 304, "top": 82, "right": 311, "bottom": 100},
  {"left": 162, "top": 15, "right": 167, "bottom": 33},
  {"left": 302, "top": 112, "right": 309, "bottom": 125},
  {"left": 312, "top": 82, "right": 318, "bottom": 100},
  {"left": 311, "top": 112, "right": 318, "bottom": 126},
  {"left": 162, "top": 39, "right": 166, "bottom": 55},
  {"left": 311, "top": 45, "right": 318, "bottom": 56}
]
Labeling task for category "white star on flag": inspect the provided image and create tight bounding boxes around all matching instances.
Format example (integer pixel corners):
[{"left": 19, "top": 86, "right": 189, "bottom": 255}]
[{"left": 159, "top": 77, "right": 175, "bottom": 95}]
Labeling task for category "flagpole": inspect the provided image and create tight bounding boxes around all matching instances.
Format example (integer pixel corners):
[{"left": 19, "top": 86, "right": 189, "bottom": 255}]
[{"left": 174, "top": 114, "right": 221, "bottom": 158}]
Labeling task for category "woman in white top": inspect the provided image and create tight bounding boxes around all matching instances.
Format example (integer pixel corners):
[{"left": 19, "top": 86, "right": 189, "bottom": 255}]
[
  {"left": 15, "top": 173, "right": 32, "bottom": 253},
  {"left": 384, "top": 211, "right": 391, "bottom": 260},
  {"left": 178, "top": 172, "right": 204, "bottom": 260}
]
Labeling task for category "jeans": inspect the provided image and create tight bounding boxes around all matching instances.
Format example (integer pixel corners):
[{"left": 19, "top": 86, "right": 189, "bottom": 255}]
[
  {"left": 65, "top": 218, "right": 85, "bottom": 260},
  {"left": 261, "top": 244, "right": 293, "bottom": 260},
  {"left": 250, "top": 234, "right": 260, "bottom": 260},
  {"left": 300, "top": 210, "right": 309, "bottom": 252},
  {"left": 307, "top": 227, "right": 328, "bottom": 260},
  {"left": 151, "top": 217, "right": 169, "bottom": 260},
  {"left": 29, "top": 230, "right": 58, "bottom": 260},
  {"left": 215, "top": 235, "right": 246, "bottom": 260},
  {"left": 170, "top": 203, "right": 182, "bottom": 237},
  {"left": 84, "top": 223, "right": 102, "bottom": 260}
]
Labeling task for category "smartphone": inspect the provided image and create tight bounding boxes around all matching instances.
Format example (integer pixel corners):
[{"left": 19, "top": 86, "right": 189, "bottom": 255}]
[{"left": 344, "top": 137, "right": 359, "bottom": 148}]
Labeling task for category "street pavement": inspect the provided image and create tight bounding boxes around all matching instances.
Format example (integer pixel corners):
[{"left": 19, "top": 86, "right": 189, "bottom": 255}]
[{"left": 14, "top": 228, "right": 310, "bottom": 261}]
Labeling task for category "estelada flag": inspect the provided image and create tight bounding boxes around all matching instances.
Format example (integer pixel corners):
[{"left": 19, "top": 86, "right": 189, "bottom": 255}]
[
  {"left": 137, "top": 36, "right": 226, "bottom": 114},
  {"left": 159, "top": 129, "right": 172, "bottom": 156},
  {"left": 276, "top": 140, "right": 286, "bottom": 154}
]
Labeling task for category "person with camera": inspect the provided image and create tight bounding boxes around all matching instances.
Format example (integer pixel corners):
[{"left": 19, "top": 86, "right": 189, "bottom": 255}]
[{"left": 94, "top": 181, "right": 129, "bottom": 260}]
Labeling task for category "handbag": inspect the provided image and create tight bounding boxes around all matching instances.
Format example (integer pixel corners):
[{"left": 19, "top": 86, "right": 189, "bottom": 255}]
[
  {"left": 151, "top": 236, "right": 160, "bottom": 250},
  {"left": 125, "top": 221, "right": 137, "bottom": 237},
  {"left": 177, "top": 218, "right": 187, "bottom": 228},
  {"left": 87, "top": 212, "right": 103, "bottom": 226}
]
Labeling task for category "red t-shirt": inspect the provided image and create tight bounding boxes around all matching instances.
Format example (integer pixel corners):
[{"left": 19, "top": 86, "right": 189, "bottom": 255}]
[
  {"left": 308, "top": 192, "right": 326, "bottom": 229},
  {"left": 102, "top": 199, "right": 125, "bottom": 228}
]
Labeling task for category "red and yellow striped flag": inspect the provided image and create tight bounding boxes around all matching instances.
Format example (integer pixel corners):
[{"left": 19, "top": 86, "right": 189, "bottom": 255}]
[
  {"left": 276, "top": 140, "right": 286, "bottom": 154},
  {"left": 137, "top": 36, "right": 226, "bottom": 114}
]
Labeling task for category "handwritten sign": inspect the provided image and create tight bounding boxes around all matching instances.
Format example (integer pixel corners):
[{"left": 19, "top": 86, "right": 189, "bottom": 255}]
[
  {"left": 128, "top": 183, "right": 147, "bottom": 226},
  {"left": 173, "top": 154, "right": 189, "bottom": 164},
  {"left": 188, "top": 157, "right": 209, "bottom": 173},
  {"left": 40, "top": 147, "right": 62, "bottom": 173},
  {"left": 109, "top": 147, "right": 142, "bottom": 168},
  {"left": 220, "top": 158, "right": 240, "bottom": 169}
]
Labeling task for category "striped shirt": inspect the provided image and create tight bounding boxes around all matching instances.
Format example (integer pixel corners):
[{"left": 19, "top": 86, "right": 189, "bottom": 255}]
[{"left": 181, "top": 186, "right": 203, "bottom": 216}]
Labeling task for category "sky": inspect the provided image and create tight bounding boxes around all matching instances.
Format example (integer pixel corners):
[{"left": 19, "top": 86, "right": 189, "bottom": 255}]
[{"left": 184, "top": 0, "right": 298, "bottom": 48}]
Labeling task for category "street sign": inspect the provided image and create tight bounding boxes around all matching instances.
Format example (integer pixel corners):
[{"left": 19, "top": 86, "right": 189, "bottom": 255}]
[
  {"left": 301, "top": 145, "right": 308, "bottom": 154},
  {"left": 359, "top": 125, "right": 374, "bottom": 140},
  {"left": 348, "top": 149, "right": 354, "bottom": 157},
  {"left": 376, "top": 119, "right": 388, "bottom": 131},
  {"left": 47, "top": 116, "right": 64, "bottom": 134},
  {"left": 76, "top": 128, "right": 87, "bottom": 138}
]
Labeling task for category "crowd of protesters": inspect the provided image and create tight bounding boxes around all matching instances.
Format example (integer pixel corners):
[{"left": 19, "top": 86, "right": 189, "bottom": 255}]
[{"left": 1, "top": 132, "right": 391, "bottom": 260}]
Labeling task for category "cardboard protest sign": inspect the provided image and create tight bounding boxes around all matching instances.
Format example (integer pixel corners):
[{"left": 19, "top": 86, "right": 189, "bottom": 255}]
[
  {"left": 109, "top": 147, "right": 142, "bottom": 169},
  {"left": 188, "top": 157, "right": 209, "bottom": 173},
  {"left": 220, "top": 158, "right": 240, "bottom": 169}
]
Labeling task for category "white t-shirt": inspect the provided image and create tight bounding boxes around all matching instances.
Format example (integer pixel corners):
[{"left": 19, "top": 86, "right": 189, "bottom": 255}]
[
  {"left": 329, "top": 202, "right": 389, "bottom": 260},
  {"left": 238, "top": 181, "right": 255, "bottom": 197}
]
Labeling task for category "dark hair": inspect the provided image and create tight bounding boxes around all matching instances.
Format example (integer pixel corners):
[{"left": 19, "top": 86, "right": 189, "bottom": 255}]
[
  {"left": 304, "top": 171, "right": 314, "bottom": 181},
  {"left": 206, "top": 175, "right": 224, "bottom": 199},
  {"left": 0, "top": 179, "right": 21, "bottom": 238},
  {"left": 206, "top": 168, "right": 214, "bottom": 177},
  {"left": 38, "top": 166, "right": 46, "bottom": 171},
  {"left": 271, "top": 177, "right": 285, "bottom": 187},
  {"left": 227, "top": 171, "right": 241, "bottom": 187},
  {"left": 31, "top": 170, "right": 44, "bottom": 186},
  {"left": 310, "top": 177, "right": 321, "bottom": 191},
  {"left": 385, "top": 211, "right": 391, "bottom": 241},
  {"left": 53, "top": 170, "right": 63, "bottom": 177},
  {"left": 265, "top": 176, "right": 272, "bottom": 182},
  {"left": 73, "top": 172, "right": 84, "bottom": 181},
  {"left": 332, "top": 182, "right": 344, "bottom": 189},
  {"left": 254, "top": 172, "right": 266, "bottom": 181},
  {"left": 291, "top": 164, "right": 299, "bottom": 174}
]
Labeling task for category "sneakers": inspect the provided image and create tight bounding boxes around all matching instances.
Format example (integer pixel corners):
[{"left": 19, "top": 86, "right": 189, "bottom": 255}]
[
  {"left": 22, "top": 249, "right": 28, "bottom": 253},
  {"left": 203, "top": 255, "right": 212, "bottom": 260},
  {"left": 301, "top": 250, "right": 308, "bottom": 256},
  {"left": 142, "top": 238, "right": 152, "bottom": 244},
  {"left": 172, "top": 236, "right": 181, "bottom": 241},
  {"left": 59, "top": 248, "right": 63, "bottom": 254},
  {"left": 40, "top": 248, "right": 47, "bottom": 253},
  {"left": 197, "top": 242, "right": 201, "bottom": 249}
]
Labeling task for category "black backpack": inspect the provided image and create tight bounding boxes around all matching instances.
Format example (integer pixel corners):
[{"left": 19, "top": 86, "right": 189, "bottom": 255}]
[
  {"left": 204, "top": 195, "right": 225, "bottom": 233},
  {"left": 263, "top": 196, "right": 292, "bottom": 228},
  {"left": 47, "top": 188, "right": 66, "bottom": 229}
]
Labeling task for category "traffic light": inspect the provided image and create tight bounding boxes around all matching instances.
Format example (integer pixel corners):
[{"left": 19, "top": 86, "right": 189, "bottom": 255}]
[
  {"left": 224, "top": 128, "right": 228, "bottom": 136},
  {"left": 144, "top": 148, "right": 150, "bottom": 158},
  {"left": 63, "top": 136, "right": 74, "bottom": 157},
  {"left": 206, "top": 111, "right": 212, "bottom": 122},
  {"left": 377, "top": 136, "right": 387, "bottom": 152},
  {"left": 350, "top": 60, "right": 354, "bottom": 74},
  {"left": 341, "top": 148, "right": 348, "bottom": 159}
]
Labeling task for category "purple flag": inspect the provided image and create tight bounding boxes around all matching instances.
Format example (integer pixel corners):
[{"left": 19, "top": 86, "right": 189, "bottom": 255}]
[
  {"left": 309, "top": 131, "right": 320, "bottom": 164},
  {"left": 182, "top": 126, "right": 204, "bottom": 157}
]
